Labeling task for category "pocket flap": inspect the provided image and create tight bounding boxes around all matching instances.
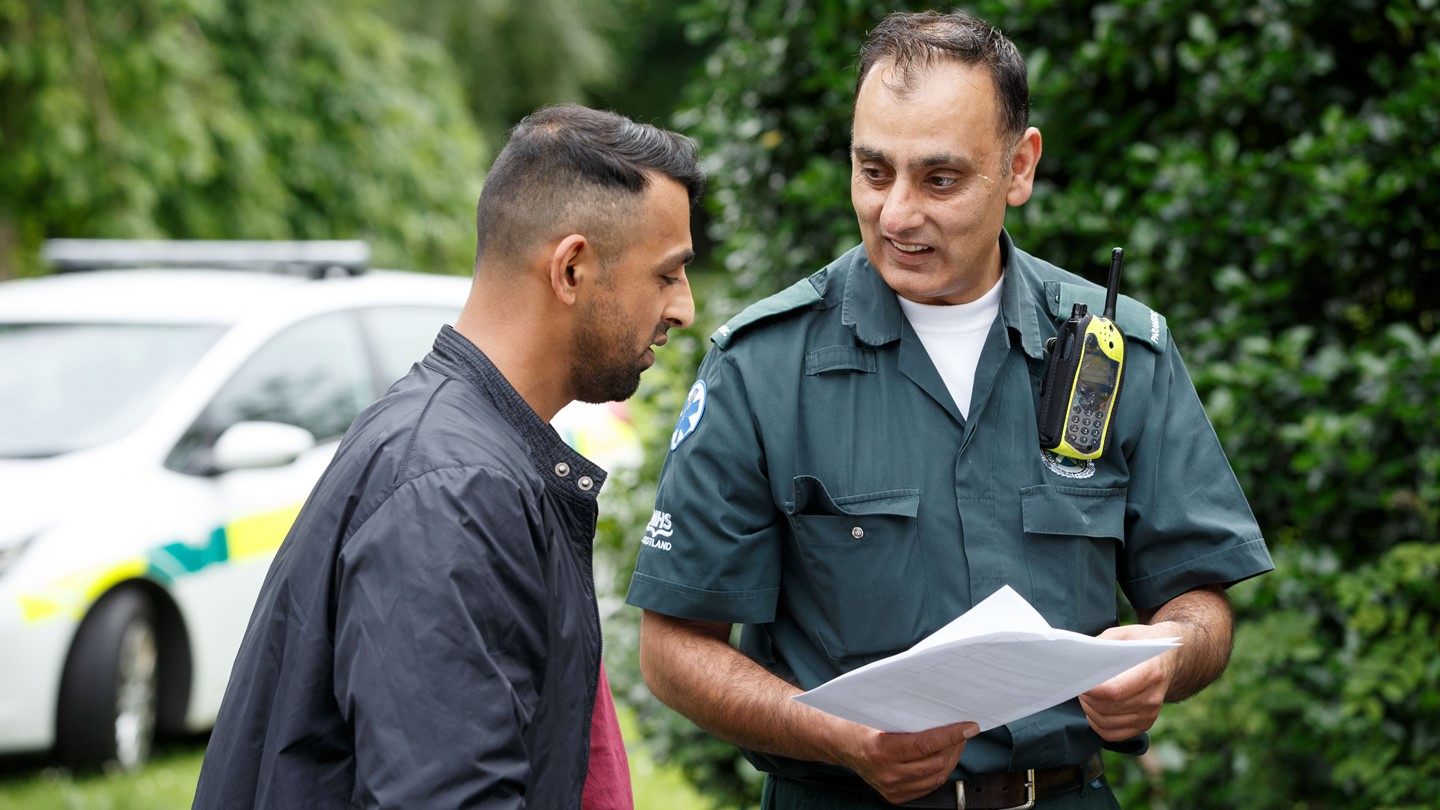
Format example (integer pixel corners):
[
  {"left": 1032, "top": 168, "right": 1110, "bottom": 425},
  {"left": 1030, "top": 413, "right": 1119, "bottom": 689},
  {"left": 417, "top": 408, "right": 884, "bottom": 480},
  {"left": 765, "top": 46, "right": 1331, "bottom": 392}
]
[
  {"left": 1020, "top": 485, "right": 1126, "bottom": 540},
  {"left": 787, "top": 475, "right": 920, "bottom": 518},
  {"left": 805, "top": 346, "right": 877, "bottom": 375}
]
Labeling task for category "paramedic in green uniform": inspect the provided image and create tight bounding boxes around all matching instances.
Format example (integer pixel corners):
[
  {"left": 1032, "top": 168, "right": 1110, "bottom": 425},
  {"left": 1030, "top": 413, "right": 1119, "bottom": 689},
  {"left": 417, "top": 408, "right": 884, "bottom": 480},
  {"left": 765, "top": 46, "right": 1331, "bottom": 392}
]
[{"left": 626, "top": 10, "right": 1273, "bottom": 810}]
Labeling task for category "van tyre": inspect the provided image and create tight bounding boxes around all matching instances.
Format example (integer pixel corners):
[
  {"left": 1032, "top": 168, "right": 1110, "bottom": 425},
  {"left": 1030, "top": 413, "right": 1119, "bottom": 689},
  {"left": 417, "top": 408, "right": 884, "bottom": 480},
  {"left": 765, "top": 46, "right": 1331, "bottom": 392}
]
[{"left": 56, "top": 587, "right": 159, "bottom": 770}]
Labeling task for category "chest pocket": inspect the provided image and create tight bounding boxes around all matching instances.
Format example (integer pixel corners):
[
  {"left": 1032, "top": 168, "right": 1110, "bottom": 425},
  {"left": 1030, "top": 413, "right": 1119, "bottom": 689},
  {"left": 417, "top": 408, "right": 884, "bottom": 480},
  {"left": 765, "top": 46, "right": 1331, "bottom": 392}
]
[
  {"left": 785, "top": 475, "right": 925, "bottom": 667},
  {"left": 1019, "top": 485, "right": 1126, "bottom": 633}
]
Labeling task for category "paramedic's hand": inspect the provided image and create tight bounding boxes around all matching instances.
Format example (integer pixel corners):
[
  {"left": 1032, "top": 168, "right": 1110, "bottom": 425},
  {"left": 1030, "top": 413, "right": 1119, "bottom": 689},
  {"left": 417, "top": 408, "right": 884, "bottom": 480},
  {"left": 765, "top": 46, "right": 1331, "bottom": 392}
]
[
  {"left": 1081, "top": 586, "right": 1236, "bottom": 741},
  {"left": 1078, "top": 622, "right": 1179, "bottom": 741},
  {"left": 838, "top": 721, "right": 979, "bottom": 805}
]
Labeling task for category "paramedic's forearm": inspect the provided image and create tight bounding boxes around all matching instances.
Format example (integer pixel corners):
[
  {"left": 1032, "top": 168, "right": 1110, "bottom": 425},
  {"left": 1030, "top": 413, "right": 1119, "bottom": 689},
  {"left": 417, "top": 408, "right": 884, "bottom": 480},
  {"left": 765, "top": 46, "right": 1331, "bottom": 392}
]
[
  {"left": 1140, "top": 584, "right": 1234, "bottom": 702},
  {"left": 638, "top": 611, "right": 826, "bottom": 758},
  {"left": 638, "top": 610, "right": 977, "bottom": 805}
]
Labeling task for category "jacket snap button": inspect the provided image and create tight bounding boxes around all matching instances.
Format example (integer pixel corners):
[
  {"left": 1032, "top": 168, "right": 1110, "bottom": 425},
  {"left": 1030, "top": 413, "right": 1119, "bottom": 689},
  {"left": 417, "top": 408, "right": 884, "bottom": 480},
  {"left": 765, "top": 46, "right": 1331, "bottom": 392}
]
[
  {"left": 851, "top": 526, "right": 864, "bottom": 539},
  {"left": 554, "top": 462, "right": 570, "bottom": 477},
  {"left": 578, "top": 476, "right": 594, "bottom": 491}
]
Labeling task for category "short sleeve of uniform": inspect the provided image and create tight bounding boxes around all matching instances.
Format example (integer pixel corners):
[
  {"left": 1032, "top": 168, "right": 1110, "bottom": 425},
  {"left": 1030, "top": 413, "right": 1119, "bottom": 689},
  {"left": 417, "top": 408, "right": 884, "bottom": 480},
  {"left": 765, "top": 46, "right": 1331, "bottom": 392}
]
[
  {"left": 625, "top": 347, "right": 782, "bottom": 623},
  {"left": 1119, "top": 340, "right": 1274, "bottom": 611}
]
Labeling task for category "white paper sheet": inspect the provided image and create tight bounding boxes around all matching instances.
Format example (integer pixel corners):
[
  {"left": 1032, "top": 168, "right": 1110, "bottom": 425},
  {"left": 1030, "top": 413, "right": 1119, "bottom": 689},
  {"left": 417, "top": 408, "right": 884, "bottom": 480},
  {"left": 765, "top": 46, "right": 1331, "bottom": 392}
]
[{"left": 791, "top": 585, "right": 1180, "bottom": 733}]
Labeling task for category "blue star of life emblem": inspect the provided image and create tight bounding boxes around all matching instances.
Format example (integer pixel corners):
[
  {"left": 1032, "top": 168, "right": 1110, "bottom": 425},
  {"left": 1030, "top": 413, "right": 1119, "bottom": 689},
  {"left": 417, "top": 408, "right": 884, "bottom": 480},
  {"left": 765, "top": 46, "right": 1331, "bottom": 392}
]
[{"left": 670, "top": 380, "right": 707, "bottom": 450}]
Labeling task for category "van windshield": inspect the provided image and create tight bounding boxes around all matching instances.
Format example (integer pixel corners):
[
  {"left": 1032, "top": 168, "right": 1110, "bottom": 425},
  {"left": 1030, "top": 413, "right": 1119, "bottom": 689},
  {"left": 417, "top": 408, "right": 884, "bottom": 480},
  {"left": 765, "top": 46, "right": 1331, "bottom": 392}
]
[{"left": 0, "top": 323, "right": 225, "bottom": 458}]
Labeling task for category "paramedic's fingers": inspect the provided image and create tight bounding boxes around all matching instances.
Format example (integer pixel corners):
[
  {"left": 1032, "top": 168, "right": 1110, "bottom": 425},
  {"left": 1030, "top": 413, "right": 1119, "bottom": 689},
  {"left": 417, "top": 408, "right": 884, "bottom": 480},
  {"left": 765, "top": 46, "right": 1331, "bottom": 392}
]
[
  {"left": 1079, "top": 623, "right": 1178, "bottom": 741},
  {"left": 1084, "top": 587, "right": 1236, "bottom": 741},
  {"left": 837, "top": 721, "right": 979, "bottom": 805}
]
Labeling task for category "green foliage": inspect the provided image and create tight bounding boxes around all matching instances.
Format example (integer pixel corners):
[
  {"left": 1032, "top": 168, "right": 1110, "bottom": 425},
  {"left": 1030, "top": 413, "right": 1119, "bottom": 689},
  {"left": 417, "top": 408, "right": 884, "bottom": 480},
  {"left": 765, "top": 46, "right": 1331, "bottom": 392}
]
[
  {"left": 672, "top": 0, "right": 870, "bottom": 310},
  {"left": 601, "top": 1, "right": 1440, "bottom": 807},
  {"left": 1197, "top": 322, "right": 1440, "bottom": 556},
  {"left": 0, "top": 0, "right": 485, "bottom": 277},
  {"left": 382, "top": 0, "right": 649, "bottom": 145},
  {"left": 1112, "top": 542, "right": 1440, "bottom": 810}
]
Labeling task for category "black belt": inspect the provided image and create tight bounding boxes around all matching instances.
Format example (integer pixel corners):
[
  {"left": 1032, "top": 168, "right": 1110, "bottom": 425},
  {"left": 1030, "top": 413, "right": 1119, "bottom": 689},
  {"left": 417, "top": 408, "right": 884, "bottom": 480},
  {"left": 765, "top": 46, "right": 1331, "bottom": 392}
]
[{"left": 784, "top": 753, "right": 1104, "bottom": 809}]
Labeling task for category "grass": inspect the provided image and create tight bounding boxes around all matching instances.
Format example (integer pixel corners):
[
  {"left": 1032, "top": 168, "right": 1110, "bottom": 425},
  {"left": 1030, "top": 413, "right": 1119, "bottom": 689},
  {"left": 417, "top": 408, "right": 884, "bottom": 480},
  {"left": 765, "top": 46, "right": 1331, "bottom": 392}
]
[
  {"left": 620, "top": 709, "right": 712, "bottom": 810},
  {"left": 0, "top": 745, "right": 204, "bottom": 810},
  {"left": 0, "top": 708, "right": 711, "bottom": 810}
]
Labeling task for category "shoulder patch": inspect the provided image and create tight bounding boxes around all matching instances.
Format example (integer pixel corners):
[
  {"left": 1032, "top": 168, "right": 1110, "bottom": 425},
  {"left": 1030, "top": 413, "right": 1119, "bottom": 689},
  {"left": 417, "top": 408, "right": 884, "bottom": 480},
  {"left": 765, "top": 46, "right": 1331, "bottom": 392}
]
[
  {"left": 711, "top": 277, "right": 823, "bottom": 349},
  {"left": 1044, "top": 281, "right": 1168, "bottom": 353},
  {"left": 669, "top": 380, "right": 707, "bottom": 450}
]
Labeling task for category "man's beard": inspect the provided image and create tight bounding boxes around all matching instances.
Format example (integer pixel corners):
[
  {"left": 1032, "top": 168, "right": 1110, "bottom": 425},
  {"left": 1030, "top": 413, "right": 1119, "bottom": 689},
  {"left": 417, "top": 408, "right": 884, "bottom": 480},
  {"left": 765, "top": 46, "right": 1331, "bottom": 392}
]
[{"left": 570, "top": 299, "right": 652, "bottom": 404}]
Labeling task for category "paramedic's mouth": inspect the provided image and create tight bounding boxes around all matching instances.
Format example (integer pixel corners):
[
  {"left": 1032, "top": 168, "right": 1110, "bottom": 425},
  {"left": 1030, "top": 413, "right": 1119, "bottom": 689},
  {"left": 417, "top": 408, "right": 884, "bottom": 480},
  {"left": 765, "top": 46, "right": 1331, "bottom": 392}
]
[{"left": 889, "top": 238, "right": 934, "bottom": 256}]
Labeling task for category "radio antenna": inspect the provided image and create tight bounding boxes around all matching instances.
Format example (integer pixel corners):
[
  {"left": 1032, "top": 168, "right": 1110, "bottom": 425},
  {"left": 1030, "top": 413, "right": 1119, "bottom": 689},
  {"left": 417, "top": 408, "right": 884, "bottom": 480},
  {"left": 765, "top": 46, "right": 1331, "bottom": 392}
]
[{"left": 1104, "top": 247, "right": 1124, "bottom": 320}]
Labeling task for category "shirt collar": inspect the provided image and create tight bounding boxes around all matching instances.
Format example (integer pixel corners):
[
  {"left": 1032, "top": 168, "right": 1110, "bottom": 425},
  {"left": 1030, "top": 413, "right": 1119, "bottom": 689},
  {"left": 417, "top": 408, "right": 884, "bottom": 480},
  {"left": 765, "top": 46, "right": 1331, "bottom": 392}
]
[
  {"left": 840, "top": 230, "right": 1049, "bottom": 362},
  {"left": 996, "top": 232, "right": 1054, "bottom": 360},
  {"left": 995, "top": 230, "right": 1051, "bottom": 362},
  {"left": 840, "top": 246, "right": 905, "bottom": 347}
]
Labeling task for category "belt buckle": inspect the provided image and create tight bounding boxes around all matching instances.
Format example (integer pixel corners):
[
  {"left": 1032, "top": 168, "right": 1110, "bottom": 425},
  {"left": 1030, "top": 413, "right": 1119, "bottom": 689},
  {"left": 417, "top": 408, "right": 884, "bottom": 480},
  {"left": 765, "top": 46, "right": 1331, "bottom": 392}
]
[{"left": 957, "top": 769, "right": 1035, "bottom": 810}]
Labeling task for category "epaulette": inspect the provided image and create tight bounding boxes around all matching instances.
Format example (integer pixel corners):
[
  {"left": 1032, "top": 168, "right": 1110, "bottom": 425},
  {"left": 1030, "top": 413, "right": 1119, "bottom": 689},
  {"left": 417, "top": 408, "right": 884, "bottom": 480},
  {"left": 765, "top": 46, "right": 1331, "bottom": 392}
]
[
  {"left": 1044, "top": 281, "right": 1168, "bottom": 353},
  {"left": 711, "top": 278, "right": 823, "bottom": 349}
]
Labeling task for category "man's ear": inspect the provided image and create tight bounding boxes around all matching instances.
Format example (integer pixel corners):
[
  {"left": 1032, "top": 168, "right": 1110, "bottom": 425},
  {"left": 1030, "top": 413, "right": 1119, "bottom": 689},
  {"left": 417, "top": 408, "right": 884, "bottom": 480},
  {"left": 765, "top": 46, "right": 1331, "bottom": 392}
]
[
  {"left": 548, "top": 234, "right": 595, "bottom": 306},
  {"left": 1005, "top": 126, "right": 1043, "bottom": 207}
]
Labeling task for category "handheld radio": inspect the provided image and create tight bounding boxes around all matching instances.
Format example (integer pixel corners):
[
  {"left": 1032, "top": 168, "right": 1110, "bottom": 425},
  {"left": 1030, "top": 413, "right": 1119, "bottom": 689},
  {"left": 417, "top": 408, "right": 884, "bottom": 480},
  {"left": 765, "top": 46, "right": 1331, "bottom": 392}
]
[{"left": 1037, "top": 248, "right": 1127, "bottom": 460}]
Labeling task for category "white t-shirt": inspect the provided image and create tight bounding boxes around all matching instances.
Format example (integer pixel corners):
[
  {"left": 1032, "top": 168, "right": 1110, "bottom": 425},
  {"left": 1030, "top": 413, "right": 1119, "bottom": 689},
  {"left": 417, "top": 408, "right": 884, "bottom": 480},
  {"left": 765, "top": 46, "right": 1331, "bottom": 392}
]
[{"left": 895, "top": 277, "right": 1004, "bottom": 419}]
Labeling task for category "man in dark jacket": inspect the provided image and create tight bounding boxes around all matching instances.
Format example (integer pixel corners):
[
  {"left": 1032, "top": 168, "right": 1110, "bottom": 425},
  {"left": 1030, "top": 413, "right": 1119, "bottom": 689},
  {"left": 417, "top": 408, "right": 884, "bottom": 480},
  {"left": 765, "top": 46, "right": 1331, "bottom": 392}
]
[{"left": 192, "top": 104, "right": 703, "bottom": 809}]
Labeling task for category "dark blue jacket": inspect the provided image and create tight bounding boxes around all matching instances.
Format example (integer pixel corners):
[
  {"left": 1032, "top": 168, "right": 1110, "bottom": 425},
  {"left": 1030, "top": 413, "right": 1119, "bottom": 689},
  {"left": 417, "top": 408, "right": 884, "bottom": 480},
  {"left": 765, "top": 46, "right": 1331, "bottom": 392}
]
[{"left": 194, "top": 326, "right": 606, "bottom": 809}]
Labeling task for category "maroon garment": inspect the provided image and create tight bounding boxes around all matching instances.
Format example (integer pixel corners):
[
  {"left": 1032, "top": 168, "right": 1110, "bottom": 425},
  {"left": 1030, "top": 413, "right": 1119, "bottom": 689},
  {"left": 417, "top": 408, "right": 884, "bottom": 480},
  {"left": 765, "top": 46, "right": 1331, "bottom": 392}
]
[{"left": 582, "top": 664, "right": 634, "bottom": 809}]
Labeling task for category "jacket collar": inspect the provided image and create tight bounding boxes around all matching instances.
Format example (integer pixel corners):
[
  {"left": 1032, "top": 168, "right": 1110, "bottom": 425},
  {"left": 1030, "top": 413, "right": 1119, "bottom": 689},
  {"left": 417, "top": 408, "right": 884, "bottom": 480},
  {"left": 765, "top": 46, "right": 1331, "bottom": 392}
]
[{"left": 431, "top": 325, "right": 606, "bottom": 502}]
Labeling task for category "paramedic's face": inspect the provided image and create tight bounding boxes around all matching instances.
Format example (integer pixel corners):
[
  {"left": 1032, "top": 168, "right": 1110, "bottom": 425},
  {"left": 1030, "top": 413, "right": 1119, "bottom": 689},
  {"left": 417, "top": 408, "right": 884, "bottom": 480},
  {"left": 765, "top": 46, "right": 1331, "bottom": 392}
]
[{"left": 851, "top": 58, "right": 1038, "bottom": 305}]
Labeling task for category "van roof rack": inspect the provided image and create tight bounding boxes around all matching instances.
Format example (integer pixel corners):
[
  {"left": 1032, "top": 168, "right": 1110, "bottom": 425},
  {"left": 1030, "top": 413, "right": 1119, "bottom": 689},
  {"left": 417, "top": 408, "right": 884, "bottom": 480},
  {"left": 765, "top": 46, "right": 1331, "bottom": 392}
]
[{"left": 41, "top": 239, "right": 371, "bottom": 278}]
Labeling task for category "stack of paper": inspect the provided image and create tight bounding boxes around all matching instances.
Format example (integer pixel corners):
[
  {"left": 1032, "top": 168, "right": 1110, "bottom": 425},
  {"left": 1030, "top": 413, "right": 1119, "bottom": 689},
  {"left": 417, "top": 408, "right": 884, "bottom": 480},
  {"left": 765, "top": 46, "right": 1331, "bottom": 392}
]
[{"left": 792, "top": 585, "right": 1180, "bottom": 732}]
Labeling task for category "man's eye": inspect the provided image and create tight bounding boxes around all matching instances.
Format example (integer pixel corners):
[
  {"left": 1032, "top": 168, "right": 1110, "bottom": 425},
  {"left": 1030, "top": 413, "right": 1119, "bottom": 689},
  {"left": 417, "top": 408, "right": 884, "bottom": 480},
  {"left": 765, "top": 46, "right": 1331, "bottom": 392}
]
[
  {"left": 930, "top": 176, "right": 958, "bottom": 188},
  {"left": 860, "top": 167, "right": 888, "bottom": 182}
]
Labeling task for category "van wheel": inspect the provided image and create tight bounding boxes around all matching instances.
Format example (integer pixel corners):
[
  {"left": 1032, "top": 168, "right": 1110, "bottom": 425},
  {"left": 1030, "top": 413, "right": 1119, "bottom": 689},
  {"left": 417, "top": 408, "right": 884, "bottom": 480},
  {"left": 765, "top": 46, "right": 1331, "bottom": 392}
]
[{"left": 56, "top": 587, "right": 159, "bottom": 770}]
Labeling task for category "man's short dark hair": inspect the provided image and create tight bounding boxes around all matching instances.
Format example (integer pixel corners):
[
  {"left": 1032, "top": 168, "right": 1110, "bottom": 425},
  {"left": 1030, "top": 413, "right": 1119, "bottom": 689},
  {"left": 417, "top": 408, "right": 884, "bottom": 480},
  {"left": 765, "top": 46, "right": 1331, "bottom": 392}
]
[
  {"left": 474, "top": 104, "right": 704, "bottom": 270},
  {"left": 855, "top": 10, "right": 1030, "bottom": 145}
]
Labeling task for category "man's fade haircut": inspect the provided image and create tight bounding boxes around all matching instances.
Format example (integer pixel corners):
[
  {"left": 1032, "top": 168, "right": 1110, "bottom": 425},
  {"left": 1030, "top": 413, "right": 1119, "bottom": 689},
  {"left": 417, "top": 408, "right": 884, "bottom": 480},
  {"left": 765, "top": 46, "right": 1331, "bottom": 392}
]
[
  {"left": 474, "top": 104, "right": 703, "bottom": 271},
  {"left": 856, "top": 10, "right": 1030, "bottom": 149}
]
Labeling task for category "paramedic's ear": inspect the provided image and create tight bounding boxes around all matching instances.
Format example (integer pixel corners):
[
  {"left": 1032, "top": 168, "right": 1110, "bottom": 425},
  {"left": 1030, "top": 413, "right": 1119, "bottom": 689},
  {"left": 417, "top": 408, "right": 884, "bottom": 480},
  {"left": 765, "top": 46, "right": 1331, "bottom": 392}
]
[{"left": 1006, "top": 127, "right": 1042, "bottom": 206}]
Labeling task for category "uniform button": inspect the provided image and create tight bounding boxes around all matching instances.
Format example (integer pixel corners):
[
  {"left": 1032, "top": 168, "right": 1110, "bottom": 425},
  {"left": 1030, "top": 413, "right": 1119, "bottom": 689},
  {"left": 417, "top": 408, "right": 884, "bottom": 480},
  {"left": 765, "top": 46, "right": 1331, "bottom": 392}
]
[
  {"left": 578, "top": 476, "right": 594, "bottom": 491},
  {"left": 554, "top": 462, "right": 570, "bottom": 477},
  {"left": 851, "top": 526, "right": 864, "bottom": 539}
]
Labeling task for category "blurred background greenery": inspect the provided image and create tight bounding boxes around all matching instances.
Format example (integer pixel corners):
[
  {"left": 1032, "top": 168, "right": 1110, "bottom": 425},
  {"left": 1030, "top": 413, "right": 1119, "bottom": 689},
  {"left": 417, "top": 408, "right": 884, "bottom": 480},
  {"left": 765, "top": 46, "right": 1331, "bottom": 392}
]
[{"left": 2, "top": 0, "right": 1437, "bottom": 808}]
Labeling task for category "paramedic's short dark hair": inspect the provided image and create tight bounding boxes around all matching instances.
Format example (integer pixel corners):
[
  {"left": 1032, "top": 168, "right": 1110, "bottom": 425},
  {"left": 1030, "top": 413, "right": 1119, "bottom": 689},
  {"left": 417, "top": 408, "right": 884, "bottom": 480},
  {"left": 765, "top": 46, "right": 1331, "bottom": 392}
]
[{"left": 856, "top": 10, "right": 1030, "bottom": 143}]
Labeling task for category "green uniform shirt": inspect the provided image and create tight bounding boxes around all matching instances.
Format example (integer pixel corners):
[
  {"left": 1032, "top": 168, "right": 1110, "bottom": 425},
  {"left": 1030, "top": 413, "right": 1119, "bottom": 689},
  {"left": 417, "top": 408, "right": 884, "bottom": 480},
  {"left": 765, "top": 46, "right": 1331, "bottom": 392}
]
[{"left": 626, "top": 234, "right": 1273, "bottom": 779}]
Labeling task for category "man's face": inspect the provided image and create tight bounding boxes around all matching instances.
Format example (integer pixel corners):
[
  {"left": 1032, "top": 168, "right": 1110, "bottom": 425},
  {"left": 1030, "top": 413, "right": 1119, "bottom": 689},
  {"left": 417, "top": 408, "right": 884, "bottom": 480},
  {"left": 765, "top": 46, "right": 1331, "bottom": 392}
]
[
  {"left": 851, "top": 59, "right": 1035, "bottom": 305},
  {"left": 571, "top": 177, "right": 695, "bottom": 404}
]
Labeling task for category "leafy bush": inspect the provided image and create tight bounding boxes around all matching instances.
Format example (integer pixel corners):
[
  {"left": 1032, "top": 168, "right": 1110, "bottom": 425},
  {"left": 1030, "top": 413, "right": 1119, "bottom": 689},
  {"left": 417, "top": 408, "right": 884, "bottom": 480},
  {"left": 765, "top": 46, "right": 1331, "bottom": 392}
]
[
  {"left": 1114, "top": 540, "right": 1440, "bottom": 809},
  {"left": 0, "top": 0, "right": 485, "bottom": 277}
]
